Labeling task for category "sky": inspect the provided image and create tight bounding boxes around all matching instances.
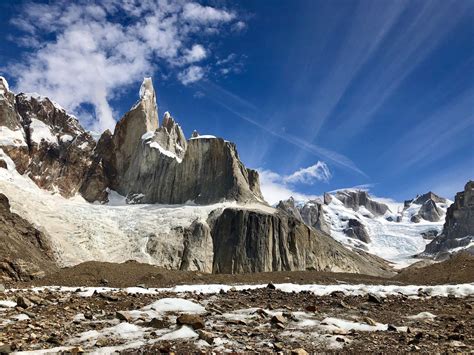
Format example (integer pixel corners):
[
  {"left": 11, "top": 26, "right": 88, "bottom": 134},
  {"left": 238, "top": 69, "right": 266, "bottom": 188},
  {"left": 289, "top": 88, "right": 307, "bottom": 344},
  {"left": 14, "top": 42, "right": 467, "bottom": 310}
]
[{"left": 0, "top": 0, "right": 473, "bottom": 204}]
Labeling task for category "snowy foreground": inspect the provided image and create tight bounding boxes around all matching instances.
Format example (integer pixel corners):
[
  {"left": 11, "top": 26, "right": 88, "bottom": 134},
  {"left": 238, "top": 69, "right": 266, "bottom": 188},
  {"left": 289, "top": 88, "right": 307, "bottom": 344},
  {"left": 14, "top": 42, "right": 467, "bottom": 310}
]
[{"left": 1, "top": 283, "right": 473, "bottom": 354}]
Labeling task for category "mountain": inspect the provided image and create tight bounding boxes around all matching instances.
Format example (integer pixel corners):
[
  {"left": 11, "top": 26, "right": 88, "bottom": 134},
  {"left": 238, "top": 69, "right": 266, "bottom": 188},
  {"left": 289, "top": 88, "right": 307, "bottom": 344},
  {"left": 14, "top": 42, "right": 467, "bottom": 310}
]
[
  {"left": 422, "top": 181, "right": 474, "bottom": 258},
  {"left": 0, "top": 76, "right": 391, "bottom": 280},
  {"left": 277, "top": 189, "right": 455, "bottom": 267}
]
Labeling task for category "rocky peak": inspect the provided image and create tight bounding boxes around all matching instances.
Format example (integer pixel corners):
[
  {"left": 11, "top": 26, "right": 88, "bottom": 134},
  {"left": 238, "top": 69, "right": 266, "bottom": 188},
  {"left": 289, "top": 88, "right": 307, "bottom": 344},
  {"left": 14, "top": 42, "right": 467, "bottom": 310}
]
[
  {"left": 277, "top": 197, "right": 330, "bottom": 235},
  {"left": 137, "top": 77, "right": 159, "bottom": 132},
  {"left": 423, "top": 181, "right": 473, "bottom": 257},
  {"left": 418, "top": 199, "right": 442, "bottom": 222},
  {"left": 0, "top": 77, "right": 23, "bottom": 131},
  {"left": 276, "top": 197, "right": 303, "bottom": 221},
  {"left": 406, "top": 191, "right": 447, "bottom": 207},
  {"left": 333, "top": 190, "right": 389, "bottom": 216}
]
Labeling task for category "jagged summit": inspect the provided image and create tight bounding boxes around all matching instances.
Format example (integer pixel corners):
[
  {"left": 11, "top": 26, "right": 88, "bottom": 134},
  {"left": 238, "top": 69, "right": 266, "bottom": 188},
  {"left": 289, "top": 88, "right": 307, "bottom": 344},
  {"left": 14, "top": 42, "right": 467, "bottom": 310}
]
[{"left": 0, "top": 76, "right": 263, "bottom": 205}]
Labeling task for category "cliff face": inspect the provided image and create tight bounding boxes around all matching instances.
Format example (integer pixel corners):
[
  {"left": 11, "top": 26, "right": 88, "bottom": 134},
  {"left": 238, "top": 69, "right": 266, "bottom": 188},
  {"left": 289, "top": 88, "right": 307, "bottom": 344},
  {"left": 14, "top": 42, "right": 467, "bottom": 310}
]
[
  {"left": 0, "top": 193, "right": 57, "bottom": 281},
  {"left": 211, "top": 208, "right": 391, "bottom": 276},
  {"left": 424, "top": 181, "right": 474, "bottom": 257}
]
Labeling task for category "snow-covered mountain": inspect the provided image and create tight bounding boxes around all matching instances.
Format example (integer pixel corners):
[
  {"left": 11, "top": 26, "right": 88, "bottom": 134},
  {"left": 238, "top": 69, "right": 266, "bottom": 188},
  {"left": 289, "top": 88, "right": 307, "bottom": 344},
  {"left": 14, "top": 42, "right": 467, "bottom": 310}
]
[
  {"left": 277, "top": 190, "right": 454, "bottom": 268},
  {"left": 0, "top": 76, "right": 391, "bottom": 281}
]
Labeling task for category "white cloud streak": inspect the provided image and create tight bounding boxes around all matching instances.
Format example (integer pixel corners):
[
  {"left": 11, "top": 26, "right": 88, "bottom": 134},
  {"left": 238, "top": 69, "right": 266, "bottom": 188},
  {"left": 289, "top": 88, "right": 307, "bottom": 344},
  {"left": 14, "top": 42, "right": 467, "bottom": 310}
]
[
  {"left": 258, "top": 169, "right": 320, "bottom": 205},
  {"left": 283, "top": 161, "right": 331, "bottom": 184},
  {"left": 199, "top": 81, "right": 367, "bottom": 177},
  {"left": 7, "top": 0, "right": 243, "bottom": 132}
]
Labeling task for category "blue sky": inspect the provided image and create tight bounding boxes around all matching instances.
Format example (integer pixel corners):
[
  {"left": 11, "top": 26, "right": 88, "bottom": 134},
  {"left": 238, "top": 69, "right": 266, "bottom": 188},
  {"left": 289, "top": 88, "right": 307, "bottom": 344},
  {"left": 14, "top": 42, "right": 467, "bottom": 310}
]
[{"left": 0, "top": 0, "right": 473, "bottom": 203}]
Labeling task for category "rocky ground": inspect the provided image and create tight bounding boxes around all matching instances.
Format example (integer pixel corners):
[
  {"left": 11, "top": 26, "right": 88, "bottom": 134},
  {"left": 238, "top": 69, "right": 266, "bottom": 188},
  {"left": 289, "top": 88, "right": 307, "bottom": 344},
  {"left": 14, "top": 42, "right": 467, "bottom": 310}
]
[
  {"left": 0, "top": 254, "right": 473, "bottom": 354},
  {"left": 0, "top": 284, "right": 473, "bottom": 354}
]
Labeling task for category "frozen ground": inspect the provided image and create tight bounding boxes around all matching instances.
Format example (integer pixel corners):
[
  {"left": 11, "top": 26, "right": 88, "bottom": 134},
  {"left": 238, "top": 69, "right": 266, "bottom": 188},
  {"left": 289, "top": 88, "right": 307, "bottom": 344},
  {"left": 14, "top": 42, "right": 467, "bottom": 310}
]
[{"left": 1, "top": 283, "right": 473, "bottom": 353}]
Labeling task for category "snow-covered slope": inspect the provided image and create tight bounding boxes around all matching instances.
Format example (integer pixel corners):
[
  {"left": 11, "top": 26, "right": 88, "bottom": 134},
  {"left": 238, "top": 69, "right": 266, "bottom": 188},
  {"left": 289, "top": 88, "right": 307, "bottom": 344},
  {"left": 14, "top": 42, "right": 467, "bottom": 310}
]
[
  {"left": 0, "top": 149, "right": 273, "bottom": 269},
  {"left": 323, "top": 195, "right": 449, "bottom": 268},
  {"left": 281, "top": 190, "right": 452, "bottom": 268}
]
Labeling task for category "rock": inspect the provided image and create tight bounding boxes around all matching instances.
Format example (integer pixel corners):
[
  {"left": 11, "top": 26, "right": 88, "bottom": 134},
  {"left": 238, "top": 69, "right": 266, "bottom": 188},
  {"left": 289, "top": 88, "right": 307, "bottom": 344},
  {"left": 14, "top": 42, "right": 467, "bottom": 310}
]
[
  {"left": 266, "top": 282, "right": 276, "bottom": 290},
  {"left": 149, "top": 318, "right": 166, "bottom": 329},
  {"left": 323, "top": 192, "right": 332, "bottom": 205},
  {"left": 0, "top": 284, "right": 5, "bottom": 292},
  {"left": 271, "top": 314, "right": 286, "bottom": 324},
  {"left": 197, "top": 329, "right": 215, "bottom": 344},
  {"left": 367, "top": 293, "right": 382, "bottom": 304},
  {"left": 413, "top": 192, "right": 447, "bottom": 205},
  {"left": 211, "top": 208, "right": 392, "bottom": 276},
  {"left": 421, "top": 229, "right": 439, "bottom": 240},
  {"left": 333, "top": 190, "right": 390, "bottom": 216},
  {"left": 115, "top": 311, "right": 133, "bottom": 322},
  {"left": 343, "top": 219, "right": 371, "bottom": 243},
  {"left": 424, "top": 181, "right": 474, "bottom": 256},
  {"left": 305, "top": 305, "right": 317, "bottom": 312},
  {"left": 410, "top": 215, "right": 420, "bottom": 223},
  {"left": 418, "top": 199, "right": 442, "bottom": 222},
  {"left": 81, "top": 78, "right": 264, "bottom": 205},
  {"left": 0, "top": 194, "right": 57, "bottom": 282},
  {"left": 16, "top": 296, "right": 32, "bottom": 309},
  {"left": 176, "top": 314, "right": 205, "bottom": 330},
  {"left": 387, "top": 324, "right": 397, "bottom": 331},
  {"left": 291, "top": 348, "right": 309, "bottom": 355},
  {"left": 276, "top": 197, "right": 303, "bottom": 221},
  {"left": 0, "top": 344, "right": 12, "bottom": 354},
  {"left": 364, "top": 317, "right": 377, "bottom": 326},
  {"left": 330, "top": 291, "right": 345, "bottom": 298},
  {"left": 274, "top": 342, "right": 285, "bottom": 351}
]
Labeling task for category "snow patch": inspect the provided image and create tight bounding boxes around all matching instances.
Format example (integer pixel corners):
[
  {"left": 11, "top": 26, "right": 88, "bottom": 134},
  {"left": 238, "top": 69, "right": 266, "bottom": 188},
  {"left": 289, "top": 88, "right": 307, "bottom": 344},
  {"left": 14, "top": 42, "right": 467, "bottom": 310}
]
[
  {"left": 21, "top": 93, "right": 65, "bottom": 112},
  {"left": 0, "top": 300, "right": 17, "bottom": 308},
  {"left": 0, "top": 126, "right": 27, "bottom": 147},
  {"left": 190, "top": 135, "right": 217, "bottom": 140},
  {"left": 60, "top": 134, "right": 73, "bottom": 143},
  {"left": 29, "top": 118, "right": 57, "bottom": 145},
  {"left": 158, "top": 325, "right": 198, "bottom": 341},
  {"left": 148, "top": 141, "right": 183, "bottom": 163},
  {"left": 143, "top": 297, "right": 206, "bottom": 314},
  {"left": 407, "top": 312, "right": 437, "bottom": 320}
]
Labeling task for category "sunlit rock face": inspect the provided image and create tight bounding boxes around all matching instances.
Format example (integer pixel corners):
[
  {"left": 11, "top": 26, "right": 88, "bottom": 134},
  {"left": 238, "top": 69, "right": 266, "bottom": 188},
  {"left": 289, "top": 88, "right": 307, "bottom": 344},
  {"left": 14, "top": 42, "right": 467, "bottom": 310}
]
[{"left": 424, "top": 181, "right": 474, "bottom": 257}]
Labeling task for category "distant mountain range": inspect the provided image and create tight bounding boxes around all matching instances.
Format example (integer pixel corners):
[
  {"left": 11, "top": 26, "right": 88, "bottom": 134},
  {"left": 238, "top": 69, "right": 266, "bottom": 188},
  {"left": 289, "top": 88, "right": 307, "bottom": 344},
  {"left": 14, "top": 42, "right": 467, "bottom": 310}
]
[{"left": 0, "top": 76, "right": 472, "bottom": 282}]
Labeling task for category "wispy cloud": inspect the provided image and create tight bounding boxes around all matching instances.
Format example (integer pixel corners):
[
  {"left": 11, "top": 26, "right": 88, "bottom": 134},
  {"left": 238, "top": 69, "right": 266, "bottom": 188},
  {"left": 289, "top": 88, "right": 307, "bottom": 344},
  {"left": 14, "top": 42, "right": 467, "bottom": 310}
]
[
  {"left": 258, "top": 167, "right": 323, "bottom": 205},
  {"left": 198, "top": 81, "right": 367, "bottom": 177},
  {"left": 329, "top": 0, "right": 474, "bottom": 140},
  {"left": 6, "top": 0, "right": 244, "bottom": 132},
  {"left": 384, "top": 88, "right": 474, "bottom": 171},
  {"left": 284, "top": 162, "right": 331, "bottom": 184}
]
